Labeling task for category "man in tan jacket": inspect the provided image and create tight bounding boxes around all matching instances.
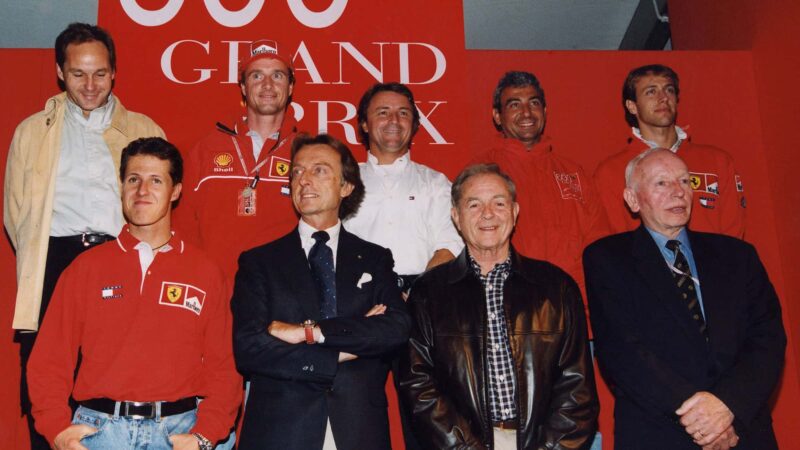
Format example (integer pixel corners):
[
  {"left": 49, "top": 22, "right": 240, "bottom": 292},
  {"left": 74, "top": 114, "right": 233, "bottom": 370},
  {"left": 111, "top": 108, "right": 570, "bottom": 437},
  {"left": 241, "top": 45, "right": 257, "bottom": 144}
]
[{"left": 3, "top": 22, "right": 163, "bottom": 449}]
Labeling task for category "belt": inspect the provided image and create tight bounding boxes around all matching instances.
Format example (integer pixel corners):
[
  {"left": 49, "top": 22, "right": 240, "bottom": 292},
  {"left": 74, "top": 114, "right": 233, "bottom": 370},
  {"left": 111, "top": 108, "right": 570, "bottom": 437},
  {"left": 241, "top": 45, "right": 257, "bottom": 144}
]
[
  {"left": 492, "top": 418, "right": 518, "bottom": 430},
  {"left": 79, "top": 397, "right": 197, "bottom": 419},
  {"left": 52, "top": 233, "right": 115, "bottom": 247}
]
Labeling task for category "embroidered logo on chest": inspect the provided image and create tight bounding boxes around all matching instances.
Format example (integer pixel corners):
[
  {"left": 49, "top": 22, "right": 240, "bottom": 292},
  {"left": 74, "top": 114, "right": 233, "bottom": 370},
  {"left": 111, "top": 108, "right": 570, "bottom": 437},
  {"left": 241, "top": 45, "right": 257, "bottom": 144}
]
[
  {"left": 158, "top": 282, "right": 207, "bottom": 315},
  {"left": 101, "top": 285, "right": 123, "bottom": 300},
  {"left": 213, "top": 152, "right": 235, "bottom": 173},
  {"left": 553, "top": 171, "right": 583, "bottom": 201},
  {"left": 689, "top": 172, "right": 719, "bottom": 195}
]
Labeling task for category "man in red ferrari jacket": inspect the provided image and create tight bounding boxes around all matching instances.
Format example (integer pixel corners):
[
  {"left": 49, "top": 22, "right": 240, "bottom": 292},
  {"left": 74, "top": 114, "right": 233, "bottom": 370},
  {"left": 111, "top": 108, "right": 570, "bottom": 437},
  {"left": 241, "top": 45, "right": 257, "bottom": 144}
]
[
  {"left": 593, "top": 64, "right": 746, "bottom": 238},
  {"left": 472, "top": 71, "right": 610, "bottom": 296}
]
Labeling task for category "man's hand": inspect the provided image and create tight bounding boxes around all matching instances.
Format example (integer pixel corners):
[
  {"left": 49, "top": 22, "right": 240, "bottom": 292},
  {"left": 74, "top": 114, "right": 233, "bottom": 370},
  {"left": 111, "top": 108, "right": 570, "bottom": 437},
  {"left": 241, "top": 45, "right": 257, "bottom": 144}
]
[
  {"left": 169, "top": 433, "right": 201, "bottom": 450},
  {"left": 267, "top": 320, "right": 305, "bottom": 344},
  {"left": 54, "top": 423, "right": 97, "bottom": 450},
  {"left": 702, "top": 424, "right": 739, "bottom": 450},
  {"left": 365, "top": 304, "right": 386, "bottom": 317},
  {"left": 676, "top": 391, "right": 735, "bottom": 446},
  {"left": 338, "top": 352, "right": 357, "bottom": 362}
]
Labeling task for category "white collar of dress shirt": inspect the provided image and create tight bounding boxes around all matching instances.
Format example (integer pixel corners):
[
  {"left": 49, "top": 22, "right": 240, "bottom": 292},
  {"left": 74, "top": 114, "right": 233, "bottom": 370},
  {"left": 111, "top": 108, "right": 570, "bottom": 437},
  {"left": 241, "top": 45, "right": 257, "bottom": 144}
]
[
  {"left": 632, "top": 125, "right": 687, "bottom": 152},
  {"left": 65, "top": 93, "right": 116, "bottom": 131},
  {"left": 366, "top": 150, "right": 411, "bottom": 174},
  {"left": 298, "top": 219, "right": 342, "bottom": 262}
]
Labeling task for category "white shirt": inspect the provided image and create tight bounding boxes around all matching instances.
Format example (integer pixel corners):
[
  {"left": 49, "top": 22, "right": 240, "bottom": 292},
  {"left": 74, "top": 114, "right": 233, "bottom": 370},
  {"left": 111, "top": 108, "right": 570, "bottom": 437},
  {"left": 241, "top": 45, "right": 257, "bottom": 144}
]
[
  {"left": 343, "top": 151, "right": 463, "bottom": 275},
  {"left": 51, "top": 94, "right": 123, "bottom": 237},
  {"left": 298, "top": 219, "right": 341, "bottom": 268},
  {"left": 134, "top": 238, "right": 174, "bottom": 292},
  {"left": 632, "top": 125, "right": 688, "bottom": 152}
]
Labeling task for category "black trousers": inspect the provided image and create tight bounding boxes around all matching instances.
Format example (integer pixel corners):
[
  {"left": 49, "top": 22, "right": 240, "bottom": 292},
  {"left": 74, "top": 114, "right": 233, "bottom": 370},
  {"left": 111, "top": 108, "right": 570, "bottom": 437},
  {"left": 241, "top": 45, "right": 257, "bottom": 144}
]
[{"left": 16, "top": 235, "right": 113, "bottom": 450}]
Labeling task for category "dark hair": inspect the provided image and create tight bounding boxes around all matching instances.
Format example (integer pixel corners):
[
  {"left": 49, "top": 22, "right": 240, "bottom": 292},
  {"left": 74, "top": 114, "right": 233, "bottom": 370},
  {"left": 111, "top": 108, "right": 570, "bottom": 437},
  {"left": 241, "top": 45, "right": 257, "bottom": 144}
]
[
  {"left": 451, "top": 163, "right": 517, "bottom": 207},
  {"left": 290, "top": 133, "right": 365, "bottom": 220},
  {"left": 492, "top": 71, "right": 547, "bottom": 130},
  {"left": 622, "top": 64, "right": 680, "bottom": 127},
  {"left": 120, "top": 137, "right": 184, "bottom": 185},
  {"left": 356, "top": 82, "right": 421, "bottom": 149},
  {"left": 55, "top": 23, "right": 116, "bottom": 89}
]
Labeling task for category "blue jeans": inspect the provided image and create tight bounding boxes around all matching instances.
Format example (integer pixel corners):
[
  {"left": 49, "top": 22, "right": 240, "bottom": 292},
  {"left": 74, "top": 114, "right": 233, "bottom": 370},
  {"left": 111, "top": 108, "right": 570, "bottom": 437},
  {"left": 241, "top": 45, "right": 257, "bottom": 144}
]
[{"left": 72, "top": 405, "right": 196, "bottom": 449}]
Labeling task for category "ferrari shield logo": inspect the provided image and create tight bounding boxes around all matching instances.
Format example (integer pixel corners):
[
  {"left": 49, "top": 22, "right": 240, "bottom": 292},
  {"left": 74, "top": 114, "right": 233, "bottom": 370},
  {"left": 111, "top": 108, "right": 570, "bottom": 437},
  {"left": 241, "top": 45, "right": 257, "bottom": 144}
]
[
  {"left": 689, "top": 174, "right": 701, "bottom": 190},
  {"left": 166, "top": 285, "right": 183, "bottom": 303},
  {"left": 276, "top": 161, "right": 289, "bottom": 176}
]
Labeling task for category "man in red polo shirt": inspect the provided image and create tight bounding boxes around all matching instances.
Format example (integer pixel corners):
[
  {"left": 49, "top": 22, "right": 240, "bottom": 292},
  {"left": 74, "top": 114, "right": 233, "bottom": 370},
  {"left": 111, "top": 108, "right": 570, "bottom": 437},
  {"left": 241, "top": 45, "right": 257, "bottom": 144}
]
[{"left": 29, "top": 137, "right": 241, "bottom": 450}]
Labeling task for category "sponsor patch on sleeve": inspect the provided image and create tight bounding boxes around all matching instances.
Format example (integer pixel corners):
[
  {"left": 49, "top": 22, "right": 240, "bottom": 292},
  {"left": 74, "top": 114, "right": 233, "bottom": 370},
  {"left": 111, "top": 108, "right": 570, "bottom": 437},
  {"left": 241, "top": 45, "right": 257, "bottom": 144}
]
[
  {"left": 553, "top": 171, "right": 583, "bottom": 201},
  {"left": 159, "top": 282, "right": 206, "bottom": 315}
]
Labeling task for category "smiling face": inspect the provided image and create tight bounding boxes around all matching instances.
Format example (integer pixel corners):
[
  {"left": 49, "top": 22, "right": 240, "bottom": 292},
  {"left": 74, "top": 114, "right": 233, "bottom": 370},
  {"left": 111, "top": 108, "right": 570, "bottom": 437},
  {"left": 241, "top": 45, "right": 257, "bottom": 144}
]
[
  {"left": 626, "top": 74, "right": 678, "bottom": 132},
  {"left": 624, "top": 150, "right": 692, "bottom": 239},
  {"left": 291, "top": 144, "right": 354, "bottom": 229},
  {"left": 452, "top": 173, "right": 519, "bottom": 257},
  {"left": 241, "top": 57, "right": 293, "bottom": 116},
  {"left": 57, "top": 40, "right": 115, "bottom": 117},
  {"left": 493, "top": 85, "right": 546, "bottom": 148},
  {"left": 122, "top": 155, "right": 182, "bottom": 232},
  {"left": 361, "top": 91, "right": 415, "bottom": 162}
]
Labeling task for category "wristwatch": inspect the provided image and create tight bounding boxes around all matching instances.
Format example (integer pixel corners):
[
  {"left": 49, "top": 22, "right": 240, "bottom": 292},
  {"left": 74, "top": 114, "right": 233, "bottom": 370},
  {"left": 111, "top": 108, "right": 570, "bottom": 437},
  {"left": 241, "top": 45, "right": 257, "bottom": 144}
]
[
  {"left": 303, "top": 319, "right": 317, "bottom": 344},
  {"left": 192, "top": 433, "right": 213, "bottom": 450}
]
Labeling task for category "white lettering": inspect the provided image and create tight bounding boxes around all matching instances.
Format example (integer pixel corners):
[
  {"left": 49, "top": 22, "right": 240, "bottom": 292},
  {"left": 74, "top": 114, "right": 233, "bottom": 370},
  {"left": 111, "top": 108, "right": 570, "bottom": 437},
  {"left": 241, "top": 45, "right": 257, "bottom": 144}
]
[
  {"left": 204, "top": 0, "right": 264, "bottom": 28},
  {"left": 398, "top": 42, "right": 446, "bottom": 85},
  {"left": 335, "top": 42, "right": 386, "bottom": 84},
  {"left": 312, "top": 101, "right": 358, "bottom": 144},
  {"left": 120, "top": 0, "right": 184, "bottom": 26},
  {"left": 417, "top": 101, "right": 452, "bottom": 144},
  {"left": 289, "top": 102, "right": 305, "bottom": 122},
  {"left": 161, "top": 40, "right": 215, "bottom": 84},
  {"left": 294, "top": 41, "right": 328, "bottom": 84},
  {"left": 287, "top": 0, "right": 349, "bottom": 29},
  {"left": 223, "top": 40, "right": 250, "bottom": 83}
]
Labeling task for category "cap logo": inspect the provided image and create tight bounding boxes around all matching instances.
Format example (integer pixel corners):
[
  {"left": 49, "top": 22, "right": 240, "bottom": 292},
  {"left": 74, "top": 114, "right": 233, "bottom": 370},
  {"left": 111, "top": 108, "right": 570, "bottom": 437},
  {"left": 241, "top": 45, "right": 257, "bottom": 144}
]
[{"left": 252, "top": 43, "right": 278, "bottom": 56}]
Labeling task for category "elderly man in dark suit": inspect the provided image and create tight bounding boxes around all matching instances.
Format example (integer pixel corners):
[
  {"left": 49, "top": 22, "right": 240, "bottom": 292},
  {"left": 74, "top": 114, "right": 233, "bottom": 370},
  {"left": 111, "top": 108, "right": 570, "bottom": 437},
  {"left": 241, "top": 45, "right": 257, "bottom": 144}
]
[
  {"left": 584, "top": 148, "right": 785, "bottom": 450},
  {"left": 232, "top": 133, "right": 411, "bottom": 450}
]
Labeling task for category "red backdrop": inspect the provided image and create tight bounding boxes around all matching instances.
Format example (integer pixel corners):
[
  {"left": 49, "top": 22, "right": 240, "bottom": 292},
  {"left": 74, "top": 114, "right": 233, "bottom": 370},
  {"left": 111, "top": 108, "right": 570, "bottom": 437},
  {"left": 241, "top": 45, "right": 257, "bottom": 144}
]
[{"left": 1, "top": 1, "right": 798, "bottom": 449}]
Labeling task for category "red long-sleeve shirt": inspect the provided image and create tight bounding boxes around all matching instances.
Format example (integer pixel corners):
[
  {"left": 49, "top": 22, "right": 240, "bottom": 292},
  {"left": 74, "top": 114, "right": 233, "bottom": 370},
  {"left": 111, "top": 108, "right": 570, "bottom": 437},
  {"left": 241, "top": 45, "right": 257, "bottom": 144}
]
[
  {"left": 472, "top": 136, "right": 610, "bottom": 296},
  {"left": 175, "top": 115, "right": 299, "bottom": 280},
  {"left": 593, "top": 136, "right": 745, "bottom": 238},
  {"left": 28, "top": 229, "right": 242, "bottom": 444}
]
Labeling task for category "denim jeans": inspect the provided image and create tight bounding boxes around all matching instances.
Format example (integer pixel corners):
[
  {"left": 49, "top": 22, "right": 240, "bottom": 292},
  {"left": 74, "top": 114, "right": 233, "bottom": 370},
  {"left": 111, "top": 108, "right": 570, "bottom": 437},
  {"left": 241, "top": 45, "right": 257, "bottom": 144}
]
[{"left": 72, "top": 405, "right": 196, "bottom": 449}]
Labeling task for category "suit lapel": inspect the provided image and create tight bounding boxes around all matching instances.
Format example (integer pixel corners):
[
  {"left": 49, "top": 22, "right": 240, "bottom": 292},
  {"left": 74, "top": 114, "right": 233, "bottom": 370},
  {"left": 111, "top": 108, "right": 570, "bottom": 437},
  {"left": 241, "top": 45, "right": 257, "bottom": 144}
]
[
  {"left": 687, "top": 231, "right": 732, "bottom": 350},
  {"left": 280, "top": 228, "right": 322, "bottom": 320},
  {"left": 335, "top": 229, "right": 367, "bottom": 317},
  {"left": 631, "top": 226, "right": 706, "bottom": 346}
]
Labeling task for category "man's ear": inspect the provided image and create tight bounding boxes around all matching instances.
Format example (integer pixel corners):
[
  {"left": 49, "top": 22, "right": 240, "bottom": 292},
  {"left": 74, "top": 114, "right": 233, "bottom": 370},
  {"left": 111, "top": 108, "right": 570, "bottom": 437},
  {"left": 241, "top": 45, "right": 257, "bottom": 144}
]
[
  {"left": 56, "top": 64, "right": 65, "bottom": 82},
  {"left": 623, "top": 187, "right": 640, "bottom": 213},
  {"left": 340, "top": 182, "right": 354, "bottom": 198},
  {"left": 171, "top": 182, "right": 183, "bottom": 202},
  {"left": 451, "top": 207, "right": 461, "bottom": 232},
  {"left": 512, "top": 201, "right": 520, "bottom": 225},
  {"left": 625, "top": 99, "right": 638, "bottom": 117},
  {"left": 492, "top": 108, "right": 502, "bottom": 128}
]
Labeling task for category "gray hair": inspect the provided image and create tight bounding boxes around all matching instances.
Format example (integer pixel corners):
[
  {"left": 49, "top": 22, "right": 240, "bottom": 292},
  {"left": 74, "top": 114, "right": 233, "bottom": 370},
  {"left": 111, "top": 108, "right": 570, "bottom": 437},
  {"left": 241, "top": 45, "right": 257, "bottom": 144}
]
[
  {"left": 625, "top": 147, "right": 668, "bottom": 189},
  {"left": 451, "top": 163, "right": 517, "bottom": 207}
]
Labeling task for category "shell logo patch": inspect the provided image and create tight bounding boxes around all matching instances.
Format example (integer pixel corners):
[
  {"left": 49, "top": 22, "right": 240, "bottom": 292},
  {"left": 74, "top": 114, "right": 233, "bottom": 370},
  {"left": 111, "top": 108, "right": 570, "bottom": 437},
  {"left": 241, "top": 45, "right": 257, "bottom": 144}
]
[
  {"left": 269, "top": 156, "right": 291, "bottom": 179},
  {"left": 689, "top": 172, "right": 719, "bottom": 195},
  {"left": 214, "top": 153, "right": 233, "bottom": 168},
  {"left": 159, "top": 282, "right": 206, "bottom": 315},
  {"left": 553, "top": 171, "right": 583, "bottom": 201}
]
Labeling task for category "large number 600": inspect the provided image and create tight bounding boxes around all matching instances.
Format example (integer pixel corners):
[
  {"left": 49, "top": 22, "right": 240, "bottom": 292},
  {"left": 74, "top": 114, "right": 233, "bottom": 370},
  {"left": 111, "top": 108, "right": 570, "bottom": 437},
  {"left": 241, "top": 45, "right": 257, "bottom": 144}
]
[{"left": 120, "top": 0, "right": 348, "bottom": 28}]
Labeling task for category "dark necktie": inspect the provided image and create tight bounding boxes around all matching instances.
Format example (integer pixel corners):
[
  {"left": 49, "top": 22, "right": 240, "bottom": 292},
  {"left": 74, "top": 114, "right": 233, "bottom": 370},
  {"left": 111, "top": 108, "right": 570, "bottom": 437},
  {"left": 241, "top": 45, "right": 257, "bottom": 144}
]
[
  {"left": 309, "top": 231, "right": 336, "bottom": 319},
  {"left": 666, "top": 240, "right": 708, "bottom": 340}
]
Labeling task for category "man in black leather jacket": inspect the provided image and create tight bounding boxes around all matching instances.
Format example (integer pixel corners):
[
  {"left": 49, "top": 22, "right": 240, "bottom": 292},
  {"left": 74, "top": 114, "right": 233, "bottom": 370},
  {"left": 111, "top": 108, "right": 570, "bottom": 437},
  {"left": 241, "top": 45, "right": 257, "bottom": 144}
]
[{"left": 399, "top": 163, "right": 598, "bottom": 450}]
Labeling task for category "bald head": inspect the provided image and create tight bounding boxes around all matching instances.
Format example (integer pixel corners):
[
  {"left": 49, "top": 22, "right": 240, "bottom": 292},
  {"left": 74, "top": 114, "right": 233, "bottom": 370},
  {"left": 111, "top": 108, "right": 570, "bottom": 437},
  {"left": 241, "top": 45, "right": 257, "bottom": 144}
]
[{"left": 623, "top": 149, "right": 693, "bottom": 238}]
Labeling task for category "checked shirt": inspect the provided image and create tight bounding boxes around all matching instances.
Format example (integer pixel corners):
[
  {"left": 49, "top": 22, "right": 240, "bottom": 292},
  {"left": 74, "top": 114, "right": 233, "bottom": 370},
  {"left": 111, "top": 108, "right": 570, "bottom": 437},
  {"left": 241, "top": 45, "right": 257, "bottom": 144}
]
[{"left": 470, "top": 255, "right": 517, "bottom": 421}]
